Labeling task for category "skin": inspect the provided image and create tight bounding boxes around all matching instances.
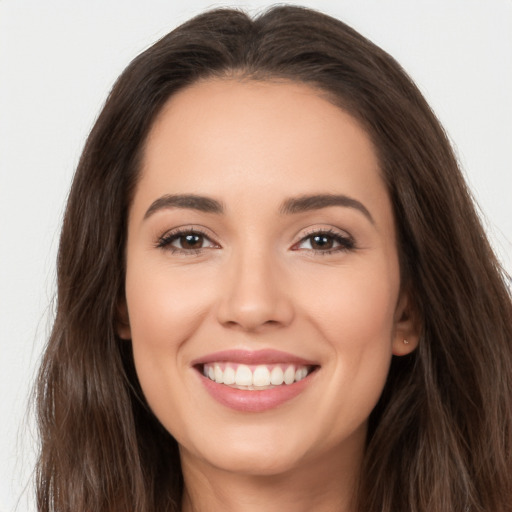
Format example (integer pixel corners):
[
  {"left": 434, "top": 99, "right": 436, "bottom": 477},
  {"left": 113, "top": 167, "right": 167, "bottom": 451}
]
[{"left": 119, "top": 79, "right": 419, "bottom": 512}]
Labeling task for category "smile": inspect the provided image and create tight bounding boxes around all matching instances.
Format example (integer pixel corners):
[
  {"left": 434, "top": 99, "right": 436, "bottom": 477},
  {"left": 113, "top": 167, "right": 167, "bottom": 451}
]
[
  {"left": 193, "top": 350, "right": 319, "bottom": 412},
  {"left": 202, "top": 362, "right": 312, "bottom": 389}
]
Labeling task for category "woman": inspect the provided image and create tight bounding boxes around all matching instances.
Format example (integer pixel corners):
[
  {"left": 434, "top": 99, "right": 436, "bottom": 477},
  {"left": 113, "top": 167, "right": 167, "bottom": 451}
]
[{"left": 35, "top": 6, "right": 512, "bottom": 512}]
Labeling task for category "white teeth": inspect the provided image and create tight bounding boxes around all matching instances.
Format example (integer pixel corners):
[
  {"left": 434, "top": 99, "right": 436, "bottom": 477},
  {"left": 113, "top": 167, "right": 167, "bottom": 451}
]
[
  {"left": 270, "top": 366, "right": 284, "bottom": 385},
  {"left": 235, "top": 365, "right": 253, "bottom": 386},
  {"left": 284, "top": 365, "right": 295, "bottom": 385},
  {"left": 223, "top": 365, "right": 236, "bottom": 385},
  {"left": 252, "top": 366, "right": 271, "bottom": 387},
  {"left": 214, "top": 364, "right": 223, "bottom": 384},
  {"left": 203, "top": 362, "right": 312, "bottom": 388}
]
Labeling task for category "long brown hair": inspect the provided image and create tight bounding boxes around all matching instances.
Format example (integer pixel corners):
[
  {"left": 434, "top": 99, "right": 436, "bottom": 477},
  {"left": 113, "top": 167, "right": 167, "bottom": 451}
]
[{"left": 35, "top": 6, "right": 512, "bottom": 511}]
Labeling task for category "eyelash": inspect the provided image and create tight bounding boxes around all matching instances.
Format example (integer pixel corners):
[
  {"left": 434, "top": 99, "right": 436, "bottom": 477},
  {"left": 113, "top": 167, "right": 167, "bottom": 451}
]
[
  {"left": 156, "top": 227, "right": 216, "bottom": 255},
  {"left": 156, "top": 227, "right": 355, "bottom": 255},
  {"left": 292, "top": 228, "right": 355, "bottom": 255}
]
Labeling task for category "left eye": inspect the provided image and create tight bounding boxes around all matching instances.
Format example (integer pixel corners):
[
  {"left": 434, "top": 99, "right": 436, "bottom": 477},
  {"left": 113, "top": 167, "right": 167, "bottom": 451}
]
[
  {"left": 157, "top": 231, "right": 216, "bottom": 251},
  {"left": 295, "top": 232, "right": 354, "bottom": 252}
]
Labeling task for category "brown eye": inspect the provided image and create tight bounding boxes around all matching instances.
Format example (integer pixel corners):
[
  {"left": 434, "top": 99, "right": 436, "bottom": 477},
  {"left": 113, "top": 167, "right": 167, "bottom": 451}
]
[
  {"left": 157, "top": 229, "right": 217, "bottom": 252},
  {"left": 310, "top": 235, "right": 334, "bottom": 250},
  {"left": 177, "top": 233, "right": 205, "bottom": 249},
  {"left": 294, "top": 230, "right": 355, "bottom": 253}
]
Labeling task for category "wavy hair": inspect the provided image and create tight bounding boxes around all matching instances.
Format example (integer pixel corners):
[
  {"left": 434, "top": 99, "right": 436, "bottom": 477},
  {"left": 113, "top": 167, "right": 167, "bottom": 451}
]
[{"left": 35, "top": 6, "right": 512, "bottom": 511}]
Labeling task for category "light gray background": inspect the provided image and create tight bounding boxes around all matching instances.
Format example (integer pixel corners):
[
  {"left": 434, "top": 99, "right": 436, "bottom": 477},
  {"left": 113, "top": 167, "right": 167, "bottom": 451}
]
[{"left": 1, "top": 1, "right": 511, "bottom": 510}]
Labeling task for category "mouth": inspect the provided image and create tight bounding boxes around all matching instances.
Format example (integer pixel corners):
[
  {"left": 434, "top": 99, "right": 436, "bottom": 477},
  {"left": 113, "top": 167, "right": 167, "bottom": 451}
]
[
  {"left": 192, "top": 349, "right": 320, "bottom": 412},
  {"left": 198, "top": 362, "right": 317, "bottom": 390}
]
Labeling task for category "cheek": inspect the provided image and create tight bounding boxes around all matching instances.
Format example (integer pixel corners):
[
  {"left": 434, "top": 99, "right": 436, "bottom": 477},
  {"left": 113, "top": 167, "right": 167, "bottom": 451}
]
[
  {"left": 306, "top": 261, "right": 399, "bottom": 348},
  {"left": 302, "top": 261, "right": 399, "bottom": 425},
  {"left": 126, "top": 261, "right": 213, "bottom": 347},
  {"left": 123, "top": 260, "right": 216, "bottom": 411}
]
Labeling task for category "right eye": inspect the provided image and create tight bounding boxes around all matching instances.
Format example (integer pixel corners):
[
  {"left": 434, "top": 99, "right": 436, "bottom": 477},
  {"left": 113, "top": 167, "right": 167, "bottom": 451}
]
[{"left": 291, "top": 229, "right": 355, "bottom": 254}]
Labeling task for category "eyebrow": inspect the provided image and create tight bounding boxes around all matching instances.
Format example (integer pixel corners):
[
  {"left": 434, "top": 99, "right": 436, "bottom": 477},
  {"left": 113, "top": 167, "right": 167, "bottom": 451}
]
[
  {"left": 280, "top": 194, "right": 374, "bottom": 224},
  {"left": 144, "top": 194, "right": 224, "bottom": 219},
  {"left": 143, "top": 192, "right": 374, "bottom": 224}
]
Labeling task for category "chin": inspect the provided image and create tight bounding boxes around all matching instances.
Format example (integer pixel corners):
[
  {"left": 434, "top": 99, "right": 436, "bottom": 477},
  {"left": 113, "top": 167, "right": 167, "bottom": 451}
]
[
  {"left": 177, "top": 422, "right": 314, "bottom": 477},
  {"left": 202, "top": 446, "right": 307, "bottom": 477}
]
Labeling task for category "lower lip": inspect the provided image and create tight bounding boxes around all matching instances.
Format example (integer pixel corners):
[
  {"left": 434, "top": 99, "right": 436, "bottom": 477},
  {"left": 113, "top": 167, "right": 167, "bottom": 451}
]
[{"left": 198, "top": 371, "right": 315, "bottom": 412}]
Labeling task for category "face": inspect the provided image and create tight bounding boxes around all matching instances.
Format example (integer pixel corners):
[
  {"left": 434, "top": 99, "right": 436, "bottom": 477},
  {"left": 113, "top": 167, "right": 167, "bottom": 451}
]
[{"left": 120, "top": 79, "right": 418, "bottom": 478}]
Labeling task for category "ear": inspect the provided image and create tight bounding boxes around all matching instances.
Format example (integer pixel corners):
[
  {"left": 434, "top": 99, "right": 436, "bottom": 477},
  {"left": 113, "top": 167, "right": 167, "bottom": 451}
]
[
  {"left": 392, "top": 287, "right": 421, "bottom": 356},
  {"left": 116, "top": 296, "right": 132, "bottom": 340}
]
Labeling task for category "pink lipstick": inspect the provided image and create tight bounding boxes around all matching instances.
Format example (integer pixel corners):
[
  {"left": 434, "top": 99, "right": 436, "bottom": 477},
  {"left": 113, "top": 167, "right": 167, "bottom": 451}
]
[{"left": 192, "top": 349, "right": 319, "bottom": 412}]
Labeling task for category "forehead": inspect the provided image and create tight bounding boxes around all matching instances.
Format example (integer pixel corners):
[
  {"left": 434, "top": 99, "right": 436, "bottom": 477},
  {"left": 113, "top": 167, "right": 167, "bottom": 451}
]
[{"left": 135, "top": 79, "right": 391, "bottom": 226}]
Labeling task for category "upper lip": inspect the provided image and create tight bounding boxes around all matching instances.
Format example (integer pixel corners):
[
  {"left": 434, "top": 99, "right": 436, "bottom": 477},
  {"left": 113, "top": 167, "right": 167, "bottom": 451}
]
[{"left": 191, "top": 349, "right": 319, "bottom": 367}]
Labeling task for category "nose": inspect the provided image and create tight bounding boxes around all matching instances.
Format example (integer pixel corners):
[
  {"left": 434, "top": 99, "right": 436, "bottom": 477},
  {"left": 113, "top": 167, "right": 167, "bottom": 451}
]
[{"left": 216, "top": 247, "right": 295, "bottom": 332}]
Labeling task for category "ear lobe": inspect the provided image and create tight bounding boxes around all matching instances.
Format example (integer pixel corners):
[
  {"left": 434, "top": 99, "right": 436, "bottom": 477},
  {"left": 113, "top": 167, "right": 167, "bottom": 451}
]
[
  {"left": 392, "top": 289, "right": 421, "bottom": 356},
  {"left": 116, "top": 297, "right": 132, "bottom": 340}
]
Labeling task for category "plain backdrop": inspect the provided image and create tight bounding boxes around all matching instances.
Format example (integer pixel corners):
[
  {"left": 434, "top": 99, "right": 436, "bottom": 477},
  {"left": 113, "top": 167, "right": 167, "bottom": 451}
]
[{"left": 1, "top": 1, "right": 511, "bottom": 510}]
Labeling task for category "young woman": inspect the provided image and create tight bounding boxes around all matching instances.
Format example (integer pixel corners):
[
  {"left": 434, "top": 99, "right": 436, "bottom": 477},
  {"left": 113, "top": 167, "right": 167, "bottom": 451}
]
[{"left": 35, "top": 6, "right": 512, "bottom": 512}]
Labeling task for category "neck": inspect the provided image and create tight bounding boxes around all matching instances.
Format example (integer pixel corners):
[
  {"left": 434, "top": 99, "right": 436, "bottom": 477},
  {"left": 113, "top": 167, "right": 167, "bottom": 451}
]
[{"left": 180, "top": 442, "right": 362, "bottom": 512}]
